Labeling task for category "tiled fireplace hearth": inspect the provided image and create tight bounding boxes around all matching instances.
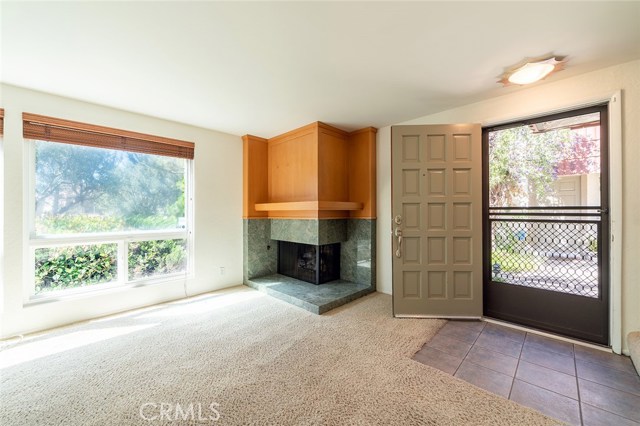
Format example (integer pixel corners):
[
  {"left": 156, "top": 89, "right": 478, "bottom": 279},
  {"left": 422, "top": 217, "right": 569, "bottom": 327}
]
[
  {"left": 243, "top": 218, "right": 376, "bottom": 314},
  {"left": 242, "top": 121, "right": 377, "bottom": 314}
]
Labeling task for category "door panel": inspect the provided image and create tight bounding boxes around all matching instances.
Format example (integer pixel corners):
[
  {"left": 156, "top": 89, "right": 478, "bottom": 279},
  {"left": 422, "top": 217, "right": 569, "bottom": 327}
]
[
  {"left": 483, "top": 105, "right": 609, "bottom": 345},
  {"left": 392, "top": 124, "right": 482, "bottom": 317}
]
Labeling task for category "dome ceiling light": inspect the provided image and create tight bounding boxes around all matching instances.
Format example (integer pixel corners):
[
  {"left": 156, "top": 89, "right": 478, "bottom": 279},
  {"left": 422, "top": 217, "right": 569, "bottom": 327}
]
[{"left": 499, "top": 55, "right": 567, "bottom": 86}]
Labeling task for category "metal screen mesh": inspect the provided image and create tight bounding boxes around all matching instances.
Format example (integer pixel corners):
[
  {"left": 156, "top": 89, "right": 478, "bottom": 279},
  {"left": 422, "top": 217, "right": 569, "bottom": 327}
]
[{"left": 490, "top": 220, "right": 599, "bottom": 298}]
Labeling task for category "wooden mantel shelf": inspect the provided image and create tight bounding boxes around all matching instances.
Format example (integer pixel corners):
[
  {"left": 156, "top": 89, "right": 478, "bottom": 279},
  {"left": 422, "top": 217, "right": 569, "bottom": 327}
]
[
  {"left": 243, "top": 123, "right": 376, "bottom": 219},
  {"left": 254, "top": 201, "right": 363, "bottom": 212}
]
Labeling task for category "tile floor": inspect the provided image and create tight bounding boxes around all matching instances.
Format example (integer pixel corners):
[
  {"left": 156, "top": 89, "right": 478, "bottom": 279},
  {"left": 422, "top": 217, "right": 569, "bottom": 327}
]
[{"left": 413, "top": 321, "right": 640, "bottom": 425}]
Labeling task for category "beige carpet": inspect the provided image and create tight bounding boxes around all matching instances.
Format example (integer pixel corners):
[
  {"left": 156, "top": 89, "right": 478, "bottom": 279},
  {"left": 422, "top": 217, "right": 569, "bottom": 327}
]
[{"left": 0, "top": 288, "right": 559, "bottom": 425}]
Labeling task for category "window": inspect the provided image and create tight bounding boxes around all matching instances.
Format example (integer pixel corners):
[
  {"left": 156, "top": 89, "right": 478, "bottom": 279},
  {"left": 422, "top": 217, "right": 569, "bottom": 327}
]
[{"left": 25, "top": 113, "right": 194, "bottom": 298}]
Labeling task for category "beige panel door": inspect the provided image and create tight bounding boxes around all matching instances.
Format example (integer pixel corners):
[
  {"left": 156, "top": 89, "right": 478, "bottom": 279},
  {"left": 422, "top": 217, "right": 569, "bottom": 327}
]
[
  {"left": 555, "top": 175, "right": 582, "bottom": 206},
  {"left": 392, "top": 124, "right": 482, "bottom": 318}
]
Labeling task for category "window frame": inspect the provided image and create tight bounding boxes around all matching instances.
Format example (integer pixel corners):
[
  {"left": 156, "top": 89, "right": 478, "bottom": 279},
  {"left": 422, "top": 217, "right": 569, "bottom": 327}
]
[{"left": 24, "top": 136, "right": 194, "bottom": 302}]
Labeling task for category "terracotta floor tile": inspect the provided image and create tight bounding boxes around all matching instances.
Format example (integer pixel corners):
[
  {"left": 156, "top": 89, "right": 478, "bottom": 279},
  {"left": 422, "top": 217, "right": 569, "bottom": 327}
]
[
  {"left": 578, "top": 378, "right": 640, "bottom": 423},
  {"left": 482, "top": 323, "right": 526, "bottom": 343},
  {"left": 475, "top": 331, "right": 523, "bottom": 358},
  {"left": 438, "top": 321, "right": 484, "bottom": 344},
  {"left": 516, "top": 360, "right": 578, "bottom": 399},
  {"left": 576, "top": 359, "right": 640, "bottom": 396},
  {"left": 454, "top": 359, "right": 513, "bottom": 398},
  {"left": 465, "top": 345, "right": 519, "bottom": 377},
  {"left": 510, "top": 379, "right": 581, "bottom": 426},
  {"left": 524, "top": 333, "right": 574, "bottom": 357},
  {"left": 413, "top": 346, "right": 463, "bottom": 375},
  {"left": 574, "top": 345, "right": 637, "bottom": 375},
  {"left": 581, "top": 403, "right": 639, "bottom": 426},
  {"left": 417, "top": 322, "right": 640, "bottom": 425},
  {"left": 446, "top": 320, "right": 486, "bottom": 333},
  {"left": 426, "top": 333, "right": 473, "bottom": 359},
  {"left": 520, "top": 344, "right": 576, "bottom": 376}
]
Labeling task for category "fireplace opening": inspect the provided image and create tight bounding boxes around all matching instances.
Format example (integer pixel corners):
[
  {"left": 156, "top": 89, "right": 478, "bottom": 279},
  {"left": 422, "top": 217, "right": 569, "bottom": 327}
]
[{"left": 278, "top": 241, "right": 340, "bottom": 285}]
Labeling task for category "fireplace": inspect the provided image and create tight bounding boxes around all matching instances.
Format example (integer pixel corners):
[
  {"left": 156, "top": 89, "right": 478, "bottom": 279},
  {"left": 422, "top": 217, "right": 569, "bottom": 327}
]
[{"left": 278, "top": 241, "right": 340, "bottom": 285}]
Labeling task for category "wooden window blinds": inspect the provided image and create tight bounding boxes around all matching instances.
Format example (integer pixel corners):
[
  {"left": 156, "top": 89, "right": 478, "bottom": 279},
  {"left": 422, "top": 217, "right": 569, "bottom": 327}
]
[
  {"left": 0, "top": 109, "right": 4, "bottom": 136},
  {"left": 23, "top": 113, "right": 194, "bottom": 159}
]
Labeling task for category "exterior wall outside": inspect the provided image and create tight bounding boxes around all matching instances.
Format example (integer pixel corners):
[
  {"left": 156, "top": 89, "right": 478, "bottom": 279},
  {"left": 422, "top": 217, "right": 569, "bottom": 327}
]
[
  {"left": 0, "top": 84, "right": 243, "bottom": 338},
  {"left": 586, "top": 174, "right": 601, "bottom": 206},
  {"left": 376, "top": 60, "right": 640, "bottom": 352}
]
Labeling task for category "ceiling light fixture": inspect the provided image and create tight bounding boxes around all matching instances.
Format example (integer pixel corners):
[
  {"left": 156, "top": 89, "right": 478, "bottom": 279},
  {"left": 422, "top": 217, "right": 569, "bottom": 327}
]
[{"left": 499, "top": 55, "right": 567, "bottom": 86}]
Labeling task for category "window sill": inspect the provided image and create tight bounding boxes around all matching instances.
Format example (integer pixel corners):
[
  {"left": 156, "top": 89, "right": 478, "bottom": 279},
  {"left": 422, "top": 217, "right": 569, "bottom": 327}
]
[
  {"left": 30, "top": 229, "right": 187, "bottom": 246},
  {"left": 24, "top": 274, "right": 190, "bottom": 308}
]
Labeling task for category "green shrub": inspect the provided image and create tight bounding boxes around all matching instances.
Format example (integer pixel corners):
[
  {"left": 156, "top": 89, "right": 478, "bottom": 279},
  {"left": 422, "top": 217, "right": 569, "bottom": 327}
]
[
  {"left": 35, "top": 238, "right": 187, "bottom": 294},
  {"left": 35, "top": 244, "right": 118, "bottom": 293},
  {"left": 128, "top": 239, "right": 187, "bottom": 280}
]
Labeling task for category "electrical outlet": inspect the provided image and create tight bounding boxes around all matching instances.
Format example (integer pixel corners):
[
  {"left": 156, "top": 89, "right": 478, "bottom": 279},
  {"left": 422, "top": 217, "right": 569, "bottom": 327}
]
[{"left": 220, "top": 266, "right": 225, "bottom": 275}]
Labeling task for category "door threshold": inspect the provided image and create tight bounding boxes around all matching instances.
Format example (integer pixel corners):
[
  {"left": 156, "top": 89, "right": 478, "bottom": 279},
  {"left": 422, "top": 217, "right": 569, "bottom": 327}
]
[
  {"left": 396, "top": 314, "right": 481, "bottom": 320},
  {"left": 482, "top": 317, "right": 611, "bottom": 353}
]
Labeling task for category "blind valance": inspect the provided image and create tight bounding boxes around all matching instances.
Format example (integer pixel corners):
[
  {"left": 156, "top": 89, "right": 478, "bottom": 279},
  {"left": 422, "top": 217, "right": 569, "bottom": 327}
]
[{"left": 23, "top": 113, "right": 194, "bottom": 159}]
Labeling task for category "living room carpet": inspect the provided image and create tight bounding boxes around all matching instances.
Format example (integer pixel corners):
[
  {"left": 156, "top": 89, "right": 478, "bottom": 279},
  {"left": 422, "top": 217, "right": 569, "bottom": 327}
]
[{"left": 0, "top": 287, "right": 558, "bottom": 425}]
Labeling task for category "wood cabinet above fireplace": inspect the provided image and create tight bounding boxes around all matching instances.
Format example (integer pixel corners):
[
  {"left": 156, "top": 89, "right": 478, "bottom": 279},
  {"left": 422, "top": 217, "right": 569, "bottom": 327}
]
[{"left": 243, "top": 122, "right": 376, "bottom": 219}]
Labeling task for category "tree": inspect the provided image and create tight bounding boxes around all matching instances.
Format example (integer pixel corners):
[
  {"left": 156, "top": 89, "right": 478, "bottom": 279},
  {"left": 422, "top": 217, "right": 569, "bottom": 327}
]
[
  {"left": 35, "top": 142, "right": 122, "bottom": 216},
  {"left": 489, "top": 126, "right": 569, "bottom": 207},
  {"left": 35, "top": 142, "right": 185, "bottom": 233},
  {"left": 115, "top": 152, "right": 184, "bottom": 225},
  {"left": 556, "top": 132, "right": 600, "bottom": 176}
]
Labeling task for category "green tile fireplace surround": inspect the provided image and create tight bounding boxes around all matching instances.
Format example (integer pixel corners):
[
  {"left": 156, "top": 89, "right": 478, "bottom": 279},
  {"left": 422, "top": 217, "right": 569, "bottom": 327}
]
[{"left": 243, "top": 218, "right": 376, "bottom": 314}]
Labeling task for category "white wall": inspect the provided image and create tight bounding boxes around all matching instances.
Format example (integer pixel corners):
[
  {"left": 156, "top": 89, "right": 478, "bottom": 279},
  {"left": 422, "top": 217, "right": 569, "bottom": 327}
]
[
  {"left": 0, "top": 84, "right": 243, "bottom": 338},
  {"left": 376, "top": 60, "right": 640, "bottom": 352}
]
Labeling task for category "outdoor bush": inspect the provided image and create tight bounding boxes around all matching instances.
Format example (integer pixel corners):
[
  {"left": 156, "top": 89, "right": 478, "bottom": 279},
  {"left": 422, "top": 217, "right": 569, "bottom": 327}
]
[
  {"left": 128, "top": 239, "right": 187, "bottom": 280},
  {"left": 35, "top": 239, "right": 188, "bottom": 293},
  {"left": 34, "top": 215, "right": 187, "bottom": 293},
  {"left": 35, "top": 244, "right": 118, "bottom": 293}
]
